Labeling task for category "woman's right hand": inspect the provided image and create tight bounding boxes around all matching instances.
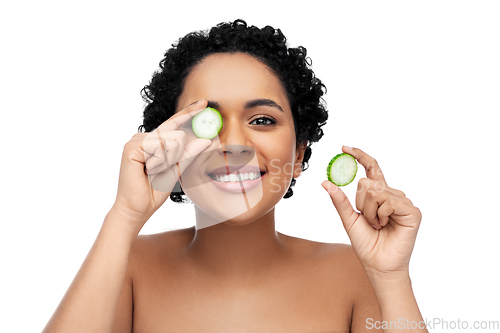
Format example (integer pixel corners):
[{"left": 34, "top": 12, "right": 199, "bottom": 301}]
[
  {"left": 41, "top": 102, "right": 213, "bottom": 332},
  {"left": 112, "top": 99, "right": 212, "bottom": 231}
]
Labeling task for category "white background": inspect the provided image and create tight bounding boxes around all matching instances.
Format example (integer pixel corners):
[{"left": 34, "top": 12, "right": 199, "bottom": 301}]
[{"left": 1, "top": 1, "right": 499, "bottom": 331}]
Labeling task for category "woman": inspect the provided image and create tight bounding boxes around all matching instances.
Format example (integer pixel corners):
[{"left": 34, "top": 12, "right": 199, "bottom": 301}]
[{"left": 43, "top": 20, "right": 427, "bottom": 332}]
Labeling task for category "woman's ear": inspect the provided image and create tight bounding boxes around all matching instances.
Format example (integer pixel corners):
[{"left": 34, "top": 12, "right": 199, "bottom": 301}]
[{"left": 293, "top": 140, "right": 308, "bottom": 178}]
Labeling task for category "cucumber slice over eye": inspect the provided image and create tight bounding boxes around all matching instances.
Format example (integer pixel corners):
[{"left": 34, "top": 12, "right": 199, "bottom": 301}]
[
  {"left": 191, "top": 107, "right": 223, "bottom": 139},
  {"left": 327, "top": 153, "right": 358, "bottom": 186}
]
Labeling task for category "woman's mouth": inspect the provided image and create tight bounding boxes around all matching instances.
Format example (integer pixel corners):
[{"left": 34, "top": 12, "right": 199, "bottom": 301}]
[
  {"left": 209, "top": 171, "right": 263, "bottom": 183},
  {"left": 206, "top": 166, "right": 265, "bottom": 193}
]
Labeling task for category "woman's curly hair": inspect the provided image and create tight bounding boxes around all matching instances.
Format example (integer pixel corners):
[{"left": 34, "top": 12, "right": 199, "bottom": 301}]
[{"left": 139, "top": 19, "right": 328, "bottom": 202}]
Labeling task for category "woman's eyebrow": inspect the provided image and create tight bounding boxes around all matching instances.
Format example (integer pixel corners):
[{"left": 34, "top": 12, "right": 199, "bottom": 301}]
[
  {"left": 245, "top": 98, "right": 284, "bottom": 112},
  {"left": 206, "top": 100, "right": 222, "bottom": 110},
  {"left": 205, "top": 99, "right": 284, "bottom": 112}
]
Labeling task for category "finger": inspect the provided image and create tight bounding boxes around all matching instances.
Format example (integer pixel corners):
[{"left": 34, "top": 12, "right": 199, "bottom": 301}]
[
  {"left": 148, "top": 138, "right": 212, "bottom": 193},
  {"left": 144, "top": 130, "right": 187, "bottom": 174},
  {"left": 143, "top": 131, "right": 161, "bottom": 163},
  {"left": 343, "top": 146, "right": 386, "bottom": 183},
  {"left": 159, "top": 130, "right": 186, "bottom": 166},
  {"left": 322, "top": 180, "right": 359, "bottom": 233},
  {"left": 355, "top": 178, "right": 369, "bottom": 213},
  {"left": 391, "top": 188, "right": 406, "bottom": 198},
  {"left": 157, "top": 99, "right": 208, "bottom": 132},
  {"left": 145, "top": 147, "right": 166, "bottom": 173},
  {"left": 176, "top": 138, "right": 213, "bottom": 177},
  {"left": 164, "top": 139, "right": 180, "bottom": 169},
  {"left": 378, "top": 197, "right": 420, "bottom": 227},
  {"left": 356, "top": 178, "right": 414, "bottom": 226},
  {"left": 143, "top": 133, "right": 168, "bottom": 174},
  {"left": 148, "top": 168, "right": 178, "bottom": 193},
  {"left": 146, "top": 140, "right": 181, "bottom": 176},
  {"left": 364, "top": 188, "right": 404, "bottom": 229},
  {"left": 355, "top": 177, "right": 391, "bottom": 213},
  {"left": 363, "top": 189, "right": 383, "bottom": 229},
  {"left": 173, "top": 132, "right": 186, "bottom": 163}
]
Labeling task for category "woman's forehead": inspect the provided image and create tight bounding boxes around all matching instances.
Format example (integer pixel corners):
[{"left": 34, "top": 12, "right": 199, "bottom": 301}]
[{"left": 176, "top": 53, "right": 289, "bottom": 112}]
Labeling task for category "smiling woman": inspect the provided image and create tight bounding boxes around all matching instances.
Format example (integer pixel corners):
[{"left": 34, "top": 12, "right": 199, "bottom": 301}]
[{"left": 42, "top": 20, "right": 427, "bottom": 333}]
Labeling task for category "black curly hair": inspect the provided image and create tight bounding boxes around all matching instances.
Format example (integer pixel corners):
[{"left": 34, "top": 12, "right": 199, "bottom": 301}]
[{"left": 139, "top": 19, "right": 328, "bottom": 202}]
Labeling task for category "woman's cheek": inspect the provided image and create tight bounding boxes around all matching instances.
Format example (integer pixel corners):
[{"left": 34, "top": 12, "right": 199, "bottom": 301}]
[{"left": 268, "top": 157, "right": 284, "bottom": 194}]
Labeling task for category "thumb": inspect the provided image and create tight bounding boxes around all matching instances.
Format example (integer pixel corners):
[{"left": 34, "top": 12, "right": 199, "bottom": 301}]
[{"left": 321, "top": 180, "right": 358, "bottom": 231}]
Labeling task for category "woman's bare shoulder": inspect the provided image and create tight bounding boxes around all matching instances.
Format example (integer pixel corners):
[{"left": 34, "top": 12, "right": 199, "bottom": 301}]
[
  {"left": 135, "top": 226, "right": 196, "bottom": 245},
  {"left": 278, "top": 232, "right": 367, "bottom": 281},
  {"left": 280, "top": 235, "right": 382, "bottom": 323},
  {"left": 279, "top": 232, "right": 355, "bottom": 258},
  {"left": 277, "top": 233, "right": 380, "bottom": 321},
  {"left": 129, "top": 227, "right": 196, "bottom": 263}
]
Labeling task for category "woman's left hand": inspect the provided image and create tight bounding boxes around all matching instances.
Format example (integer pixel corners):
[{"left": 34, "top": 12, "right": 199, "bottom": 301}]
[{"left": 322, "top": 146, "right": 422, "bottom": 276}]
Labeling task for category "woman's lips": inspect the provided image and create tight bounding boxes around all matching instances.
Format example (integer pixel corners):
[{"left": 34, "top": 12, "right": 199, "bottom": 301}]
[
  {"left": 207, "top": 172, "right": 265, "bottom": 193},
  {"left": 207, "top": 164, "right": 264, "bottom": 175}
]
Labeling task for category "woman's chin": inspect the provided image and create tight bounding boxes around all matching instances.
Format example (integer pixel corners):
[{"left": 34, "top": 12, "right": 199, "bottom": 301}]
[
  {"left": 185, "top": 181, "right": 264, "bottom": 229},
  {"left": 194, "top": 197, "right": 267, "bottom": 229}
]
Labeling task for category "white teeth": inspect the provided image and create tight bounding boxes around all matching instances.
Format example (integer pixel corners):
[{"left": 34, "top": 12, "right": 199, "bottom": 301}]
[{"left": 212, "top": 172, "right": 261, "bottom": 183}]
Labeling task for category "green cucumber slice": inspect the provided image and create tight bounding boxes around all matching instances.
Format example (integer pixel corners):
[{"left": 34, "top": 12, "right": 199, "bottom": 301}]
[
  {"left": 327, "top": 153, "right": 358, "bottom": 186},
  {"left": 191, "top": 107, "right": 223, "bottom": 139}
]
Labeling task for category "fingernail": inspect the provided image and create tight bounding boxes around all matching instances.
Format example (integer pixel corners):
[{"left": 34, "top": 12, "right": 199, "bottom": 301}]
[{"left": 343, "top": 145, "right": 353, "bottom": 150}]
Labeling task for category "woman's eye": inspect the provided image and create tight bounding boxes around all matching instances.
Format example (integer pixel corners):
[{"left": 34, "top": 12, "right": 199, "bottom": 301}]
[{"left": 250, "top": 117, "right": 276, "bottom": 126}]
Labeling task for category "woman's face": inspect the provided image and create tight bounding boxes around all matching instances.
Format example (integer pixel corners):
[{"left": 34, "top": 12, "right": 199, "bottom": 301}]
[{"left": 176, "top": 52, "right": 305, "bottom": 228}]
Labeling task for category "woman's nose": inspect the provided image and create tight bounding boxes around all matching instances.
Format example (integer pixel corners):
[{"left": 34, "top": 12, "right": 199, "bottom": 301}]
[
  {"left": 220, "top": 144, "right": 253, "bottom": 156},
  {"left": 217, "top": 120, "right": 253, "bottom": 157}
]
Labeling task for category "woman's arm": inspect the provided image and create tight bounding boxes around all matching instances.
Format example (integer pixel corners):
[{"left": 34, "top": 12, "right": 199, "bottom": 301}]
[
  {"left": 42, "top": 208, "right": 138, "bottom": 332},
  {"left": 323, "top": 146, "right": 428, "bottom": 332},
  {"left": 42, "top": 100, "right": 213, "bottom": 332},
  {"left": 366, "top": 271, "right": 426, "bottom": 332}
]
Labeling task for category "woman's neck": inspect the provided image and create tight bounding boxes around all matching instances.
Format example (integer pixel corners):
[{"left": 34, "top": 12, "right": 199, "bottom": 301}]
[{"left": 187, "top": 206, "right": 287, "bottom": 280}]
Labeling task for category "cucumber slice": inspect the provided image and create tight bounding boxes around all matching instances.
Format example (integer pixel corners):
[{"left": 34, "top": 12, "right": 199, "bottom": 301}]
[
  {"left": 191, "top": 107, "right": 223, "bottom": 139},
  {"left": 327, "top": 153, "right": 358, "bottom": 186}
]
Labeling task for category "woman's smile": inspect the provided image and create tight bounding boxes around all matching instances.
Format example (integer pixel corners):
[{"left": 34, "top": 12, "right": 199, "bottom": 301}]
[
  {"left": 208, "top": 170, "right": 266, "bottom": 194},
  {"left": 206, "top": 161, "right": 266, "bottom": 193}
]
